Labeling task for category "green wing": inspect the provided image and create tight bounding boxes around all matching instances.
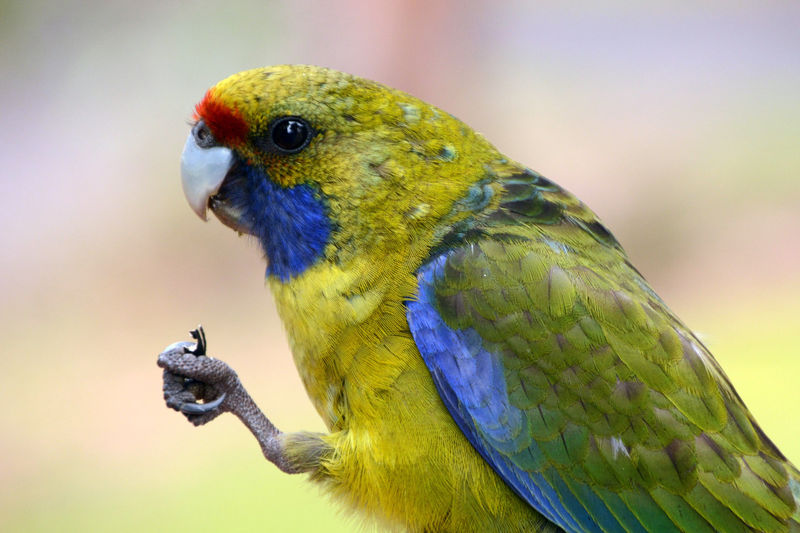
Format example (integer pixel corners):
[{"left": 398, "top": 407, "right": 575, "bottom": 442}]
[{"left": 409, "top": 169, "right": 800, "bottom": 532}]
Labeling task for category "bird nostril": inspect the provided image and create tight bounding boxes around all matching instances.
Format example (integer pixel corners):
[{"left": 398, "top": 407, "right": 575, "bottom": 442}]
[{"left": 193, "top": 120, "right": 217, "bottom": 148}]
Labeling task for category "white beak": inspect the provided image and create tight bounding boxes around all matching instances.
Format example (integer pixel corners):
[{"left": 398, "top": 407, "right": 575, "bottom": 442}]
[{"left": 180, "top": 133, "right": 234, "bottom": 220}]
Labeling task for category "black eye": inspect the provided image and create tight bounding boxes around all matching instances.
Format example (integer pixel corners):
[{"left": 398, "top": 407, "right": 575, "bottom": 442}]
[
  {"left": 269, "top": 117, "right": 313, "bottom": 153},
  {"left": 192, "top": 120, "right": 216, "bottom": 148}
]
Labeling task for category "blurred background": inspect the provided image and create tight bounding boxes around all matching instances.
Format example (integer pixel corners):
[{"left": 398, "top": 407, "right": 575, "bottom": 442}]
[{"left": 1, "top": 1, "right": 799, "bottom": 531}]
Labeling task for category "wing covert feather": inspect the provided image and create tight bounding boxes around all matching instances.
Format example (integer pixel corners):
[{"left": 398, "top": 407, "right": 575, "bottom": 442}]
[{"left": 407, "top": 170, "right": 800, "bottom": 532}]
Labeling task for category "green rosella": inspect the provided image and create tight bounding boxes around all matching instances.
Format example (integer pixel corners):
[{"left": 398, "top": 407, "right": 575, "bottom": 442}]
[{"left": 158, "top": 65, "right": 800, "bottom": 532}]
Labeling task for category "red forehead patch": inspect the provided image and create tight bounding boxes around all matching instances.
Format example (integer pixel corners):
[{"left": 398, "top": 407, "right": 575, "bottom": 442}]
[{"left": 194, "top": 89, "right": 248, "bottom": 146}]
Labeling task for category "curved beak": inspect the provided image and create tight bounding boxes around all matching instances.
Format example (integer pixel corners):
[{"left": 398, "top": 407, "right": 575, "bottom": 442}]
[{"left": 180, "top": 133, "right": 234, "bottom": 220}]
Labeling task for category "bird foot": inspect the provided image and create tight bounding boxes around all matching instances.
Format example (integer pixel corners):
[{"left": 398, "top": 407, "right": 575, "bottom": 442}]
[
  {"left": 158, "top": 326, "right": 239, "bottom": 426},
  {"left": 158, "top": 326, "right": 301, "bottom": 473}
]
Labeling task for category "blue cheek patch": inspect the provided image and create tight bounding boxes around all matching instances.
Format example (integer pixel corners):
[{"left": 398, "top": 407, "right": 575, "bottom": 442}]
[{"left": 240, "top": 165, "right": 331, "bottom": 281}]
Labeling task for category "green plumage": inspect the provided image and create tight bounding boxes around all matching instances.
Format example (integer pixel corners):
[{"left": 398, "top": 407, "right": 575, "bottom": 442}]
[{"left": 429, "top": 167, "right": 800, "bottom": 531}]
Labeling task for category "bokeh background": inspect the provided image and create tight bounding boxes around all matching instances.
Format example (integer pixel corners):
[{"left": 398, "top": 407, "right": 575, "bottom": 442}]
[{"left": 2, "top": 1, "right": 799, "bottom": 531}]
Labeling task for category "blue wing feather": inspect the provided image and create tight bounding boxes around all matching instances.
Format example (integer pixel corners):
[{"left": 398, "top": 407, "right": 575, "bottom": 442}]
[{"left": 407, "top": 253, "right": 628, "bottom": 533}]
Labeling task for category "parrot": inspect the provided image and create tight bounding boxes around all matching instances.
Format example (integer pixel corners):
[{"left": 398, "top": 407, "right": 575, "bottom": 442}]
[{"left": 158, "top": 65, "right": 800, "bottom": 532}]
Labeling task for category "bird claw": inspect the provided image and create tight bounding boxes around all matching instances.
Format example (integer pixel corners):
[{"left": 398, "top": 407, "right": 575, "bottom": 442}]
[
  {"left": 158, "top": 326, "right": 238, "bottom": 426},
  {"left": 179, "top": 391, "right": 226, "bottom": 415}
]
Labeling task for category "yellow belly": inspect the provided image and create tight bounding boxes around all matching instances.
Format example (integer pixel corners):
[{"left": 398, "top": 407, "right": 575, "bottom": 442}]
[{"left": 269, "top": 263, "right": 547, "bottom": 532}]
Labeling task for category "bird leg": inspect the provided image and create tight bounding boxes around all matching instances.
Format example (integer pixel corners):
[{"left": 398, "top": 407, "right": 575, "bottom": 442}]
[{"left": 158, "top": 326, "right": 301, "bottom": 474}]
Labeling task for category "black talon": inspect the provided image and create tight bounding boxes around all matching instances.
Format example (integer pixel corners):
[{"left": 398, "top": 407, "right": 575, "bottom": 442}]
[
  {"left": 180, "top": 392, "right": 227, "bottom": 415},
  {"left": 188, "top": 326, "right": 207, "bottom": 356}
]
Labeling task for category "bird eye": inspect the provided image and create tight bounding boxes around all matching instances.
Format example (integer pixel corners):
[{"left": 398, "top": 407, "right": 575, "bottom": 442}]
[
  {"left": 192, "top": 120, "right": 217, "bottom": 148},
  {"left": 269, "top": 117, "right": 313, "bottom": 154}
]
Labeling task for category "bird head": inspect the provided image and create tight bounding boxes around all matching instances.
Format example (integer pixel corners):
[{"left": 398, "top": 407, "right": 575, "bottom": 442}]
[{"left": 181, "top": 65, "right": 505, "bottom": 281}]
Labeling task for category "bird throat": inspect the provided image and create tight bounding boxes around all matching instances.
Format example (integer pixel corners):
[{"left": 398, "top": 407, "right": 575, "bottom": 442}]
[{"left": 242, "top": 165, "right": 332, "bottom": 281}]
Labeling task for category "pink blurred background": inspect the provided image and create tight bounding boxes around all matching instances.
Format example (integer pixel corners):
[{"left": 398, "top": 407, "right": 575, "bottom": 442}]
[{"left": 1, "top": 1, "right": 798, "bottom": 531}]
